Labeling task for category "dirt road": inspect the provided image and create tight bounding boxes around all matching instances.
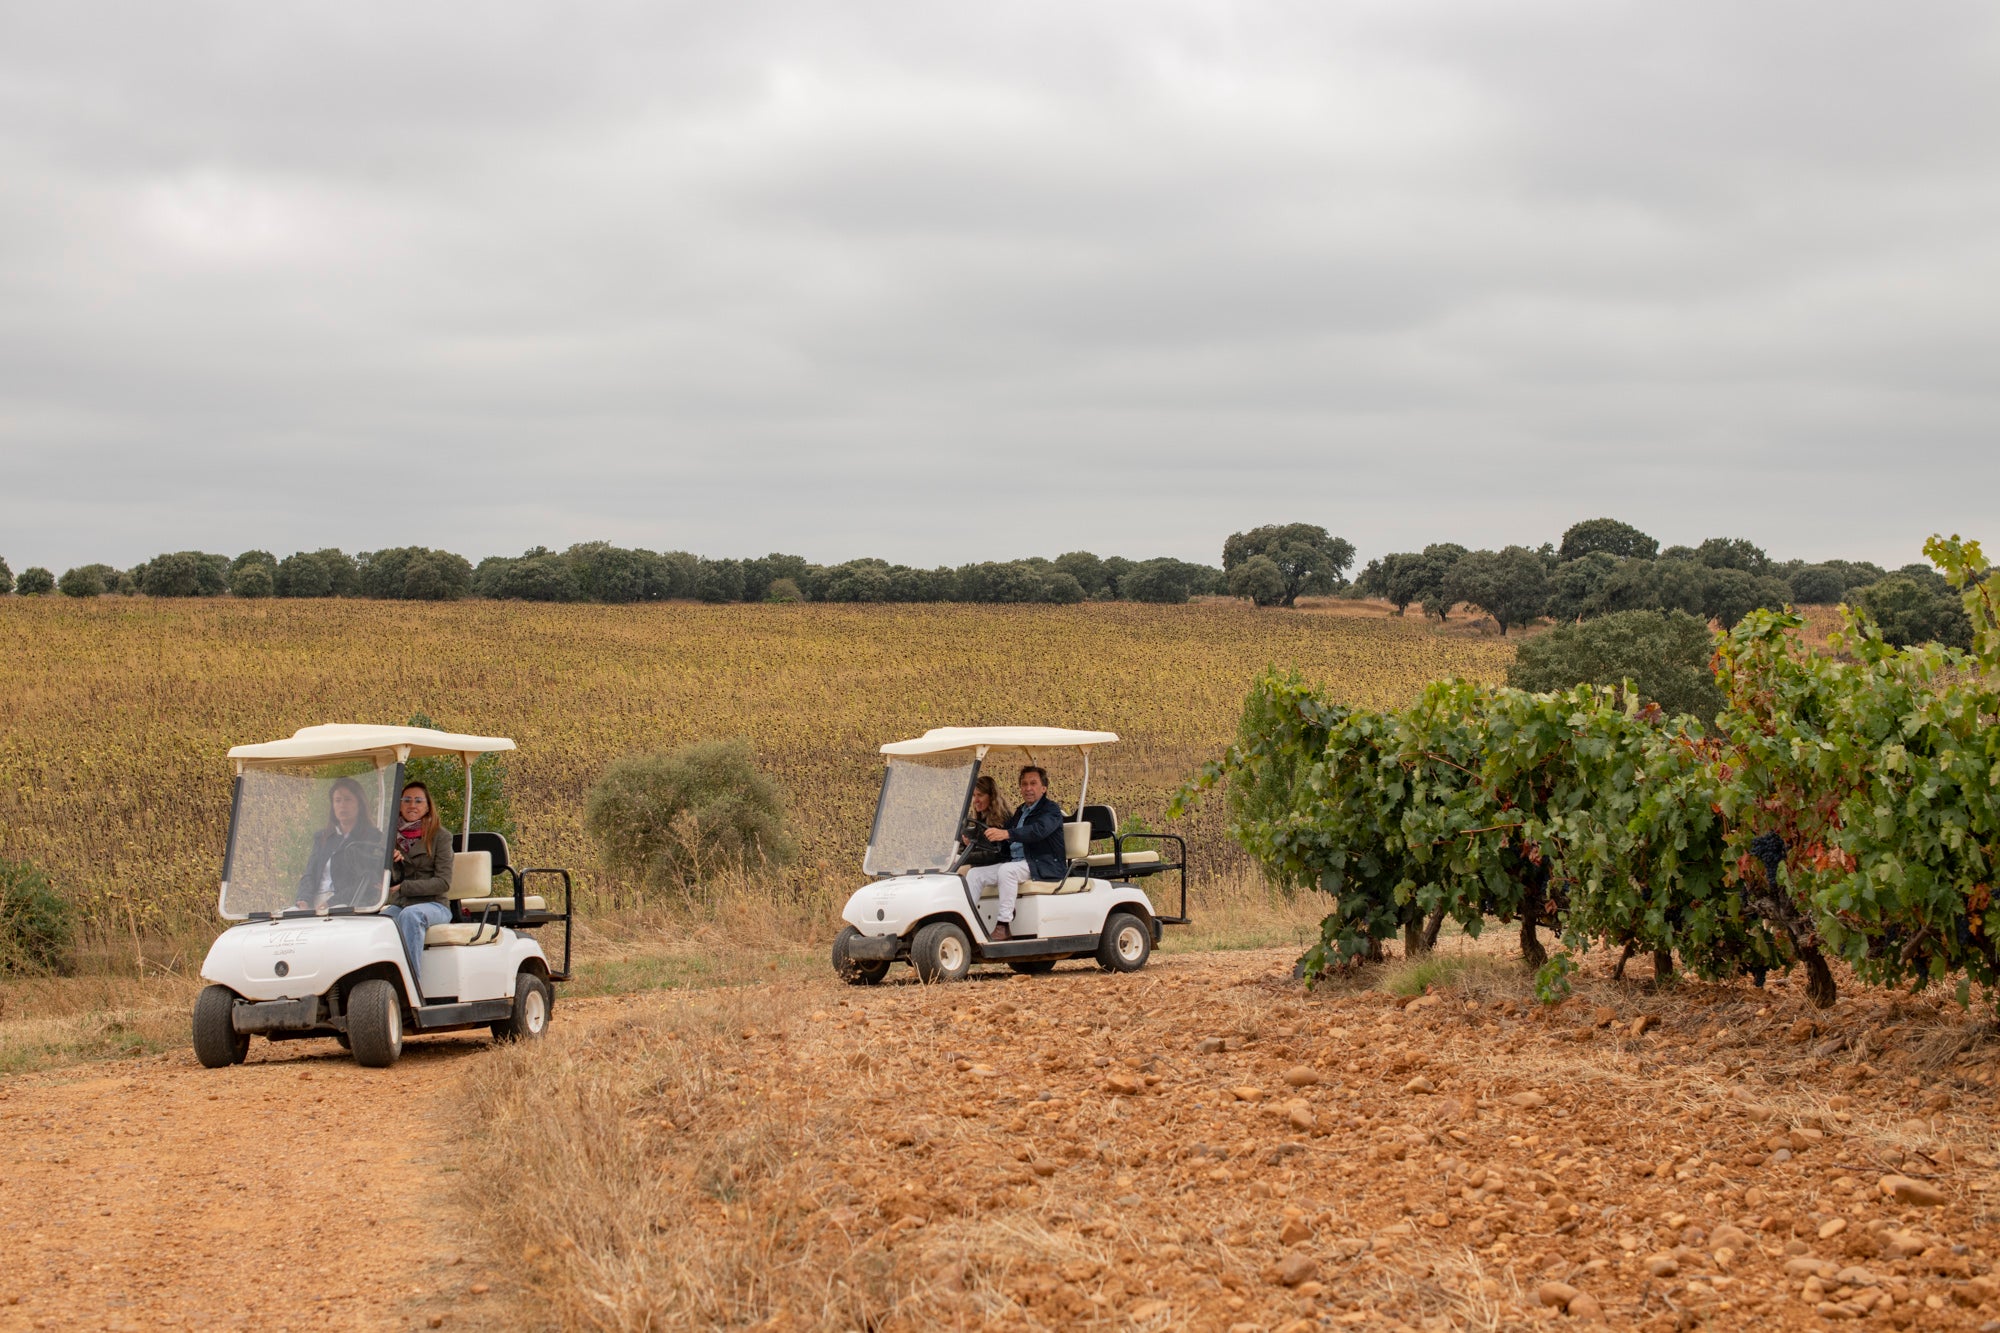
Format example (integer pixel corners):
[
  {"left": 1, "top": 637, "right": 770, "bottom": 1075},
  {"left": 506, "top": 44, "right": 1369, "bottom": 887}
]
[
  {"left": 5, "top": 949, "right": 2000, "bottom": 1331},
  {"left": 0, "top": 1027, "right": 510, "bottom": 1332}
]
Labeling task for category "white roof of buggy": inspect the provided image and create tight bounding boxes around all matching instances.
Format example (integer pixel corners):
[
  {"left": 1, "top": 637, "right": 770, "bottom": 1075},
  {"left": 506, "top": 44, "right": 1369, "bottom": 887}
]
[
  {"left": 228, "top": 724, "right": 516, "bottom": 764},
  {"left": 880, "top": 726, "right": 1118, "bottom": 756}
]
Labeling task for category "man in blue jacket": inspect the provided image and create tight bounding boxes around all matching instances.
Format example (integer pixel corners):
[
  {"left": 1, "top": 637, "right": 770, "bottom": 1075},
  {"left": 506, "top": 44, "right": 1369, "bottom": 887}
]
[{"left": 976, "top": 765, "right": 1068, "bottom": 940}]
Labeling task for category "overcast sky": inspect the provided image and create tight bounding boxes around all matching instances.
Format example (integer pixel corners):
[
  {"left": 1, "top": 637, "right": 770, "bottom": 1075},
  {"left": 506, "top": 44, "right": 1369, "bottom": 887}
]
[{"left": 2, "top": 2, "right": 1996, "bottom": 574}]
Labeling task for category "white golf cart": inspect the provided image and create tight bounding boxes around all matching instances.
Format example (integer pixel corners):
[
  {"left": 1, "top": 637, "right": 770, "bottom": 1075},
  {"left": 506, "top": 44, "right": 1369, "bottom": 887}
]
[
  {"left": 829, "top": 727, "right": 1190, "bottom": 983},
  {"left": 193, "top": 724, "right": 573, "bottom": 1069}
]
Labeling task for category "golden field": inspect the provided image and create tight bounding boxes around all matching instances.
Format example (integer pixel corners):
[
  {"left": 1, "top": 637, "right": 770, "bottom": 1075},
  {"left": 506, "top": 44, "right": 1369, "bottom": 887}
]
[{"left": 0, "top": 596, "right": 1512, "bottom": 944}]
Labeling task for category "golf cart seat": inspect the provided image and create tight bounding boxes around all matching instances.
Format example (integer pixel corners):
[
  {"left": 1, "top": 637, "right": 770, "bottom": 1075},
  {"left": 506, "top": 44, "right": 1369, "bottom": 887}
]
[
  {"left": 1076, "top": 805, "right": 1178, "bottom": 878},
  {"left": 448, "top": 832, "right": 547, "bottom": 913},
  {"left": 425, "top": 922, "right": 502, "bottom": 946},
  {"left": 414, "top": 848, "right": 507, "bottom": 946},
  {"left": 971, "top": 878, "right": 1091, "bottom": 899}
]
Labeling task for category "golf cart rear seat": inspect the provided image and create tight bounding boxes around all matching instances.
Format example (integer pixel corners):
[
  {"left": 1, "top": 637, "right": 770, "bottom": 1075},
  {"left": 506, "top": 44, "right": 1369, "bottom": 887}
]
[
  {"left": 450, "top": 832, "right": 547, "bottom": 912},
  {"left": 1075, "top": 805, "right": 1179, "bottom": 877}
]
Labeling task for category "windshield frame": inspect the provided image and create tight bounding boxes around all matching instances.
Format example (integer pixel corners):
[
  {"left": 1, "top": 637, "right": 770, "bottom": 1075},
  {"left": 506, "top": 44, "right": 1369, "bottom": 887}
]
[{"left": 218, "top": 757, "right": 403, "bottom": 920}]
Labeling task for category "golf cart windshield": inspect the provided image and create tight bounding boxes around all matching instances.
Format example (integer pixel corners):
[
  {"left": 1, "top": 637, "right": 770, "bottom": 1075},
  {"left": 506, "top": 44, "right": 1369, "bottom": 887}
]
[
  {"left": 221, "top": 759, "right": 399, "bottom": 918},
  {"left": 864, "top": 756, "right": 978, "bottom": 877}
]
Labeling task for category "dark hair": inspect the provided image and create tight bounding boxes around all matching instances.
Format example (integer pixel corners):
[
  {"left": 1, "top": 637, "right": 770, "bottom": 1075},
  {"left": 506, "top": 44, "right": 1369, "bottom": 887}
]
[
  {"left": 970, "top": 774, "right": 1013, "bottom": 827},
  {"left": 325, "top": 777, "right": 375, "bottom": 833},
  {"left": 1018, "top": 765, "right": 1049, "bottom": 788},
  {"left": 399, "top": 780, "right": 442, "bottom": 851}
]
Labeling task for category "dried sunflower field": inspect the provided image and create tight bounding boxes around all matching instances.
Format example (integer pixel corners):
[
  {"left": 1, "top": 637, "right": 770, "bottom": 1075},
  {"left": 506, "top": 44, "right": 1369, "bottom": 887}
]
[{"left": 0, "top": 596, "right": 1512, "bottom": 943}]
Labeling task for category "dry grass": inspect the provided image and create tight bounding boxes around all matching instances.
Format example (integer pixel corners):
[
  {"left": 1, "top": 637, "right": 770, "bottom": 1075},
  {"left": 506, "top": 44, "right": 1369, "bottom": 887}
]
[{"left": 459, "top": 952, "right": 1541, "bottom": 1333}]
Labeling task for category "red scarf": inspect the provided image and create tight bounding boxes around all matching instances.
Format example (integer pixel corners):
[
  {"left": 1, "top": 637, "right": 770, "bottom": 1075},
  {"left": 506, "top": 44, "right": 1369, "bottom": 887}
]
[{"left": 398, "top": 822, "right": 428, "bottom": 854}]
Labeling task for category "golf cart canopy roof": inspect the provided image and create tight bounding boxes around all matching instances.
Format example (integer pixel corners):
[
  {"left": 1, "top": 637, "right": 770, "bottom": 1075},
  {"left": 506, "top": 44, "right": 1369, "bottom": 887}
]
[
  {"left": 227, "top": 724, "right": 516, "bottom": 766},
  {"left": 880, "top": 727, "right": 1118, "bottom": 757}
]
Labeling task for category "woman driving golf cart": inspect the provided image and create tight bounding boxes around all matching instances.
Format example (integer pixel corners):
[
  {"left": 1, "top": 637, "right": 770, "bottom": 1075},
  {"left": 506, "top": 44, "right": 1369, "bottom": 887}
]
[{"left": 293, "top": 777, "right": 383, "bottom": 912}]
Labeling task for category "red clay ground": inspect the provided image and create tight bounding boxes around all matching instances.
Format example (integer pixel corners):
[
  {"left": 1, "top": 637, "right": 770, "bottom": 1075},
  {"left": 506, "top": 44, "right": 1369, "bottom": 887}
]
[{"left": 6, "top": 947, "right": 2000, "bottom": 1330}]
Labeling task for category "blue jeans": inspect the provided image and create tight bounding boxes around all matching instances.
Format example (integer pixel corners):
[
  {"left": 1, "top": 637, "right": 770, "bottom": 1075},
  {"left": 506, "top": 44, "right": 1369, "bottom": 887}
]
[{"left": 384, "top": 901, "right": 452, "bottom": 994}]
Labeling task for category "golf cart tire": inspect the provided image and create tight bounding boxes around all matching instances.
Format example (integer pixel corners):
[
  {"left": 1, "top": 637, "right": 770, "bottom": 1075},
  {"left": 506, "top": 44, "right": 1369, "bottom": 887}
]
[
  {"left": 1096, "top": 912, "right": 1152, "bottom": 973},
  {"left": 193, "top": 985, "right": 250, "bottom": 1068},
  {"left": 911, "top": 921, "right": 972, "bottom": 984},
  {"left": 347, "top": 978, "right": 404, "bottom": 1068},
  {"left": 1008, "top": 959, "right": 1057, "bottom": 975},
  {"left": 832, "top": 926, "right": 891, "bottom": 986},
  {"left": 493, "top": 971, "right": 552, "bottom": 1043}
]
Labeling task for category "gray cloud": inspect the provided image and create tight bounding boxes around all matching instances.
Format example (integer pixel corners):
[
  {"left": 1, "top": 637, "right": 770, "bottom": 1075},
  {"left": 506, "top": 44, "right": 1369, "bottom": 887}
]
[{"left": 2, "top": 0, "right": 1996, "bottom": 572}]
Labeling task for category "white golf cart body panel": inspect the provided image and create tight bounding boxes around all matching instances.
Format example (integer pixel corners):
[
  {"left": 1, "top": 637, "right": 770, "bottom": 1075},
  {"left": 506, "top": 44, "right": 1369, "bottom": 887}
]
[
  {"left": 202, "top": 915, "right": 415, "bottom": 1004},
  {"left": 841, "top": 872, "right": 1156, "bottom": 945}
]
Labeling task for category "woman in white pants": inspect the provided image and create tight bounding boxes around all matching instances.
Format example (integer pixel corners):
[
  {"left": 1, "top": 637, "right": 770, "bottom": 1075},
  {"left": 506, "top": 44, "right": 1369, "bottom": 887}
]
[{"left": 961, "top": 776, "right": 1029, "bottom": 940}]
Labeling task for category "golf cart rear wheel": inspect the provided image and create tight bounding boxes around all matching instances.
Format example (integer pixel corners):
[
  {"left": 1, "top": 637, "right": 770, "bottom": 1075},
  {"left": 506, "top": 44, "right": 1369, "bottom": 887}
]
[
  {"left": 911, "top": 921, "right": 972, "bottom": 984},
  {"left": 347, "top": 978, "right": 404, "bottom": 1068},
  {"left": 1096, "top": 912, "right": 1152, "bottom": 973},
  {"left": 192, "top": 985, "right": 249, "bottom": 1068},
  {"left": 1008, "top": 959, "right": 1057, "bottom": 975},
  {"left": 493, "top": 971, "right": 552, "bottom": 1043},
  {"left": 832, "top": 926, "right": 891, "bottom": 986}
]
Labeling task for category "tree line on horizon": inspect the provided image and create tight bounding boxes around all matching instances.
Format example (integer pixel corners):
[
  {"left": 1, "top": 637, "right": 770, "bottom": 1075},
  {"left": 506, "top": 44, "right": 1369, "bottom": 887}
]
[
  {"left": 0, "top": 543, "right": 1231, "bottom": 607},
  {"left": 0, "top": 516, "right": 1968, "bottom": 647},
  {"left": 1351, "top": 517, "right": 1972, "bottom": 649}
]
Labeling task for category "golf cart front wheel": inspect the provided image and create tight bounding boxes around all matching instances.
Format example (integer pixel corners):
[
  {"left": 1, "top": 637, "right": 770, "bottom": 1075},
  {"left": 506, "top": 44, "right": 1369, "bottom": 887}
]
[
  {"left": 1097, "top": 912, "right": 1152, "bottom": 973},
  {"left": 493, "top": 972, "right": 552, "bottom": 1043},
  {"left": 831, "top": 926, "right": 891, "bottom": 986},
  {"left": 911, "top": 921, "right": 972, "bottom": 984},
  {"left": 192, "top": 985, "right": 249, "bottom": 1068},
  {"left": 347, "top": 978, "right": 404, "bottom": 1068}
]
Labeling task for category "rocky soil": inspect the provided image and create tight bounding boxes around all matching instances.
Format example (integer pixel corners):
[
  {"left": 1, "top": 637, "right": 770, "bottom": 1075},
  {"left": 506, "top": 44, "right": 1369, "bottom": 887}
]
[{"left": 6, "top": 945, "right": 2000, "bottom": 1330}]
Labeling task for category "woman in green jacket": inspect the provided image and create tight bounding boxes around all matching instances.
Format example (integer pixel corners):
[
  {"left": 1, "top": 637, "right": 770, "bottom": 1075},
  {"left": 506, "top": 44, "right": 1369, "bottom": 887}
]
[{"left": 384, "top": 782, "right": 454, "bottom": 996}]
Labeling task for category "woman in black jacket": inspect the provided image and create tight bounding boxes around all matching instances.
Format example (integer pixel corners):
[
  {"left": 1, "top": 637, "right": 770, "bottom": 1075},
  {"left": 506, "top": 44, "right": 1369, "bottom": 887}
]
[{"left": 295, "top": 777, "right": 383, "bottom": 912}]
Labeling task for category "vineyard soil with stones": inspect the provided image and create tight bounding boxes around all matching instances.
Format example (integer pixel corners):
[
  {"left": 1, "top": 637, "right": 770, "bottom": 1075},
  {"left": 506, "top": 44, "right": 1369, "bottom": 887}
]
[{"left": 465, "top": 939, "right": 2000, "bottom": 1331}]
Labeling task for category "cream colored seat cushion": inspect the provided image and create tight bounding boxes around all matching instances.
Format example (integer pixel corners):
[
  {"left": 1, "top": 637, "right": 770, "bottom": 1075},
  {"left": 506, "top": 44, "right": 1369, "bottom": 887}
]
[
  {"left": 975, "top": 880, "right": 1060, "bottom": 899},
  {"left": 457, "top": 895, "right": 547, "bottom": 912},
  {"left": 1083, "top": 850, "right": 1162, "bottom": 868},
  {"left": 446, "top": 850, "right": 494, "bottom": 901},
  {"left": 425, "top": 922, "right": 503, "bottom": 946}
]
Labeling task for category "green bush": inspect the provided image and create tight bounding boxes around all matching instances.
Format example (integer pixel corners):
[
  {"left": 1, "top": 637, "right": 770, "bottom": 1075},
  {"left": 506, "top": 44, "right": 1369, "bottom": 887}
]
[
  {"left": 1852, "top": 572, "right": 1973, "bottom": 650},
  {"left": 133, "top": 551, "right": 230, "bottom": 597},
  {"left": 403, "top": 713, "right": 517, "bottom": 841},
  {"left": 1227, "top": 554, "right": 1287, "bottom": 606},
  {"left": 1509, "top": 609, "right": 1725, "bottom": 722},
  {"left": 230, "top": 563, "right": 275, "bottom": 598},
  {"left": 58, "top": 565, "right": 106, "bottom": 598},
  {"left": 274, "top": 548, "right": 360, "bottom": 597},
  {"left": 0, "top": 556, "right": 12, "bottom": 595},
  {"left": 584, "top": 740, "right": 795, "bottom": 899},
  {"left": 357, "top": 546, "right": 472, "bottom": 601},
  {"left": 0, "top": 860, "right": 74, "bottom": 975},
  {"left": 15, "top": 566, "right": 54, "bottom": 596}
]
